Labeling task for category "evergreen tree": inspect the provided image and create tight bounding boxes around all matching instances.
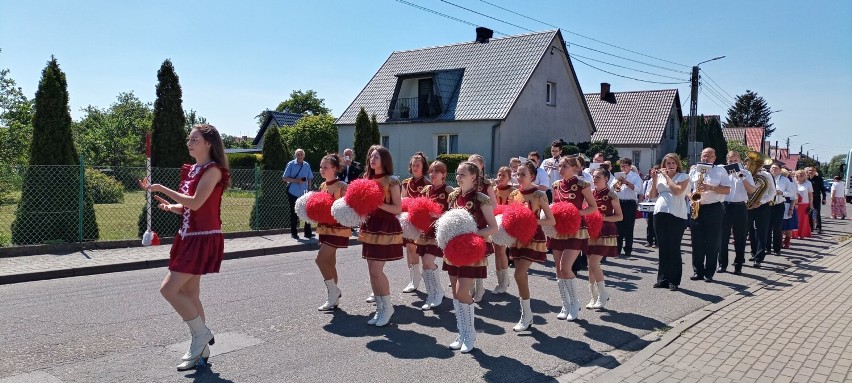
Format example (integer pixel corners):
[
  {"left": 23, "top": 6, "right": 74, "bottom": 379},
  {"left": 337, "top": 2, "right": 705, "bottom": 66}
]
[
  {"left": 725, "top": 90, "right": 775, "bottom": 137},
  {"left": 677, "top": 115, "right": 727, "bottom": 164},
  {"left": 11, "top": 57, "right": 99, "bottom": 244},
  {"left": 250, "top": 125, "right": 290, "bottom": 229},
  {"left": 370, "top": 113, "right": 381, "bottom": 148},
  {"left": 353, "top": 107, "right": 371, "bottom": 164},
  {"left": 137, "top": 59, "right": 189, "bottom": 238}
]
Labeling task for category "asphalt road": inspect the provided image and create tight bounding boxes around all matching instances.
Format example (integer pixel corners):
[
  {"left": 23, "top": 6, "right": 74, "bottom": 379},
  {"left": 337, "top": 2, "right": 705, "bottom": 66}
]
[{"left": 1, "top": 217, "right": 847, "bottom": 383}]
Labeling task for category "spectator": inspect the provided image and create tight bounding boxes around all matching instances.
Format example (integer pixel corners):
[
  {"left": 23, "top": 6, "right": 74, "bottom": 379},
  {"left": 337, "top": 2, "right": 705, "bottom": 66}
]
[
  {"left": 337, "top": 148, "right": 363, "bottom": 183},
  {"left": 830, "top": 175, "right": 847, "bottom": 219},
  {"left": 282, "top": 148, "right": 314, "bottom": 240},
  {"left": 806, "top": 167, "right": 826, "bottom": 234}
]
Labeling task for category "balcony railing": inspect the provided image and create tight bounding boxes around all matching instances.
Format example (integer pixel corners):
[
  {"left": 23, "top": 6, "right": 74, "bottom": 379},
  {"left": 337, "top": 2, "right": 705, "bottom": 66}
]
[{"left": 387, "top": 95, "right": 442, "bottom": 119}]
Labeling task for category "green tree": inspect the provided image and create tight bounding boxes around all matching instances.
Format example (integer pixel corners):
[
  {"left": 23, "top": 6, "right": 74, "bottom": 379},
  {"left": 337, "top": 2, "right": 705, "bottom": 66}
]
[
  {"left": 677, "top": 115, "right": 727, "bottom": 164},
  {"left": 577, "top": 140, "right": 620, "bottom": 164},
  {"left": 726, "top": 140, "right": 750, "bottom": 162},
  {"left": 824, "top": 154, "right": 845, "bottom": 178},
  {"left": 725, "top": 90, "right": 775, "bottom": 137},
  {"left": 250, "top": 124, "right": 289, "bottom": 230},
  {"left": 275, "top": 89, "right": 331, "bottom": 116},
  {"left": 138, "top": 59, "right": 189, "bottom": 238},
  {"left": 370, "top": 113, "right": 381, "bottom": 148},
  {"left": 0, "top": 67, "right": 35, "bottom": 166},
  {"left": 281, "top": 114, "right": 338, "bottom": 168},
  {"left": 352, "top": 107, "right": 372, "bottom": 164},
  {"left": 222, "top": 134, "right": 252, "bottom": 149},
  {"left": 11, "top": 57, "right": 99, "bottom": 244},
  {"left": 73, "top": 91, "right": 152, "bottom": 167},
  {"left": 184, "top": 109, "right": 207, "bottom": 133}
]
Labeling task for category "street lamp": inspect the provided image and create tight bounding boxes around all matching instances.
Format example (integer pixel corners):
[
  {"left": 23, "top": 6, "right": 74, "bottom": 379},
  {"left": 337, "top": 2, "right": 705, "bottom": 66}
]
[{"left": 689, "top": 56, "right": 726, "bottom": 164}]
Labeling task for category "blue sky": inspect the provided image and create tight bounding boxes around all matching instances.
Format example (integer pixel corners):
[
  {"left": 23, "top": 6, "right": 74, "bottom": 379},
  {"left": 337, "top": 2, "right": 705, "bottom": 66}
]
[{"left": 1, "top": 0, "right": 850, "bottom": 162}]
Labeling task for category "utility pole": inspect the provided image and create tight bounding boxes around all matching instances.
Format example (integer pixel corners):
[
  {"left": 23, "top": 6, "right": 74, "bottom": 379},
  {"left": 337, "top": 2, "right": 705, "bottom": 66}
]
[{"left": 688, "top": 56, "right": 725, "bottom": 165}]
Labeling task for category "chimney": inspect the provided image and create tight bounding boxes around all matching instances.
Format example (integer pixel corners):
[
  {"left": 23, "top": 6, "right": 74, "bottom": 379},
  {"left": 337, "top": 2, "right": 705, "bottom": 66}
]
[
  {"left": 600, "top": 83, "right": 611, "bottom": 100},
  {"left": 475, "top": 27, "right": 493, "bottom": 43}
]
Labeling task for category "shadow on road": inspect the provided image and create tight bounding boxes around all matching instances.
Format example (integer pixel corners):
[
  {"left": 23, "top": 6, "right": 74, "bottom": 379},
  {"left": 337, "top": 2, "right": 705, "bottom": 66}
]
[{"left": 598, "top": 310, "right": 667, "bottom": 332}]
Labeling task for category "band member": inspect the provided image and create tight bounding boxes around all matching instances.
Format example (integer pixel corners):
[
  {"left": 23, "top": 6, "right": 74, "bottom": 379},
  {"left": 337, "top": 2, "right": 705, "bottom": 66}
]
[
  {"left": 611, "top": 158, "right": 643, "bottom": 257},
  {"left": 400, "top": 152, "right": 431, "bottom": 293},
  {"left": 649, "top": 153, "right": 690, "bottom": 291},
  {"left": 446, "top": 162, "right": 498, "bottom": 352},
  {"left": 139, "top": 124, "right": 230, "bottom": 371},
  {"left": 314, "top": 154, "right": 351, "bottom": 311},
  {"left": 416, "top": 161, "right": 453, "bottom": 310},
  {"left": 719, "top": 151, "right": 754, "bottom": 274},
  {"left": 467, "top": 154, "right": 497, "bottom": 302},
  {"left": 642, "top": 165, "right": 660, "bottom": 248},
  {"left": 540, "top": 140, "right": 566, "bottom": 203},
  {"left": 747, "top": 159, "right": 776, "bottom": 268},
  {"left": 361, "top": 145, "right": 403, "bottom": 327},
  {"left": 688, "top": 148, "right": 731, "bottom": 283},
  {"left": 768, "top": 164, "right": 794, "bottom": 255},
  {"left": 588, "top": 168, "right": 623, "bottom": 309},
  {"left": 509, "top": 161, "right": 555, "bottom": 331},
  {"left": 492, "top": 166, "right": 516, "bottom": 294},
  {"left": 550, "top": 156, "right": 597, "bottom": 320}
]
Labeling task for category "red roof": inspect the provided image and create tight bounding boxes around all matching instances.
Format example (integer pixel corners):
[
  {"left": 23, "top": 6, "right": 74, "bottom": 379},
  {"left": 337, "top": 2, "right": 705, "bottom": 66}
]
[
  {"left": 777, "top": 153, "right": 800, "bottom": 170},
  {"left": 743, "top": 127, "right": 765, "bottom": 152}
]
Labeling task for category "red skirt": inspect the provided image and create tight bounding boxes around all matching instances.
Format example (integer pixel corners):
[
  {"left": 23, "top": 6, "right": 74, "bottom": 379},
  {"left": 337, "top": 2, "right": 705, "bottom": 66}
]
[
  {"left": 443, "top": 263, "right": 487, "bottom": 278},
  {"left": 360, "top": 209, "right": 403, "bottom": 261},
  {"left": 588, "top": 222, "right": 618, "bottom": 257},
  {"left": 417, "top": 243, "right": 444, "bottom": 258},
  {"left": 792, "top": 203, "right": 811, "bottom": 239},
  {"left": 510, "top": 226, "right": 547, "bottom": 263},
  {"left": 317, "top": 223, "right": 351, "bottom": 248},
  {"left": 169, "top": 232, "right": 224, "bottom": 275}
]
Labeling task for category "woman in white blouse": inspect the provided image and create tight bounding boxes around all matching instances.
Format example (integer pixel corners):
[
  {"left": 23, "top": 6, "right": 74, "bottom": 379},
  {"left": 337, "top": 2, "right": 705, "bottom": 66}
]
[
  {"left": 793, "top": 170, "right": 813, "bottom": 239},
  {"left": 647, "top": 153, "right": 690, "bottom": 291},
  {"left": 830, "top": 176, "right": 847, "bottom": 219}
]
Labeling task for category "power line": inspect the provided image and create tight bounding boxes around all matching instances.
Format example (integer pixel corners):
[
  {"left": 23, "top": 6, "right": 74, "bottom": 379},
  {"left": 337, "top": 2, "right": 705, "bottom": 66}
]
[
  {"left": 475, "top": 0, "right": 691, "bottom": 69},
  {"left": 570, "top": 53, "right": 688, "bottom": 81},
  {"left": 699, "top": 87, "right": 727, "bottom": 110},
  {"left": 700, "top": 69, "right": 737, "bottom": 101},
  {"left": 393, "top": 0, "right": 506, "bottom": 34},
  {"left": 700, "top": 74, "right": 736, "bottom": 104},
  {"left": 701, "top": 82, "right": 732, "bottom": 108},
  {"left": 572, "top": 55, "right": 690, "bottom": 85},
  {"left": 439, "top": 0, "right": 533, "bottom": 33},
  {"left": 682, "top": 93, "right": 691, "bottom": 108},
  {"left": 699, "top": 86, "right": 728, "bottom": 109}
]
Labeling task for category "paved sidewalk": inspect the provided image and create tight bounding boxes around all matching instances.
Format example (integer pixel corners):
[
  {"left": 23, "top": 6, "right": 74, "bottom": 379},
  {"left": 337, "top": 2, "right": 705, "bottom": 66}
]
[
  {"left": 0, "top": 233, "right": 355, "bottom": 284},
  {"left": 592, "top": 237, "right": 852, "bottom": 383}
]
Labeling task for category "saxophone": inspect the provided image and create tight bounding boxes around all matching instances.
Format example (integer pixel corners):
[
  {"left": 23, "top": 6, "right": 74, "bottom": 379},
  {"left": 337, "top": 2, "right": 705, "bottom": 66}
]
[{"left": 690, "top": 167, "right": 706, "bottom": 220}]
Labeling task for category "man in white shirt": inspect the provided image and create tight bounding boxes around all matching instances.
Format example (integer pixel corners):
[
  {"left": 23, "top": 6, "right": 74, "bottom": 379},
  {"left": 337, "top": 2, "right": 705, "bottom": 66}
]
[
  {"left": 528, "top": 151, "right": 550, "bottom": 194},
  {"left": 767, "top": 164, "right": 792, "bottom": 256},
  {"left": 540, "top": 140, "right": 565, "bottom": 203},
  {"left": 582, "top": 152, "right": 605, "bottom": 185},
  {"left": 718, "top": 151, "right": 755, "bottom": 274},
  {"left": 611, "top": 158, "right": 644, "bottom": 257},
  {"left": 748, "top": 162, "right": 777, "bottom": 267},
  {"left": 642, "top": 165, "right": 660, "bottom": 248},
  {"left": 688, "top": 148, "right": 731, "bottom": 282}
]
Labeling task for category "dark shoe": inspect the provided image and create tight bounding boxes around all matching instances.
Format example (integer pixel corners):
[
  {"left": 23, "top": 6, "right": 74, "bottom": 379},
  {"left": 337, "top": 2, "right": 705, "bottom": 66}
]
[
  {"left": 291, "top": 234, "right": 300, "bottom": 240},
  {"left": 305, "top": 234, "right": 316, "bottom": 239},
  {"left": 748, "top": 256, "right": 756, "bottom": 262},
  {"left": 754, "top": 262, "right": 761, "bottom": 268},
  {"left": 734, "top": 266, "right": 743, "bottom": 275},
  {"left": 669, "top": 284, "right": 679, "bottom": 291},
  {"left": 704, "top": 277, "right": 713, "bottom": 283},
  {"left": 653, "top": 281, "right": 670, "bottom": 288},
  {"left": 690, "top": 274, "right": 703, "bottom": 281},
  {"left": 717, "top": 267, "right": 727, "bottom": 273}
]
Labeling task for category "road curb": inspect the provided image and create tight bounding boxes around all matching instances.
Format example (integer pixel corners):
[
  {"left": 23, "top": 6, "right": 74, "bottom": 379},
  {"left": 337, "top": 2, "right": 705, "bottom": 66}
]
[{"left": 0, "top": 238, "right": 359, "bottom": 285}]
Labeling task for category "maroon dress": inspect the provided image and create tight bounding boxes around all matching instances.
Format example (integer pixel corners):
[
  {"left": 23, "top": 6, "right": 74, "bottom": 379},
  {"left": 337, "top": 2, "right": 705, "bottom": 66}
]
[
  {"left": 168, "top": 162, "right": 230, "bottom": 275},
  {"left": 415, "top": 183, "right": 453, "bottom": 257},
  {"left": 401, "top": 176, "right": 431, "bottom": 245},
  {"left": 549, "top": 176, "right": 590, "bottom": 252},
  {"left": 442, "top": 188, "right": 493, "bottom": 278},
  {"left": 588, "top": 187, "right": 619, "bottom": 257},
  {"left": 507, "top": 188, "right": 549, "bottom": 262},
  {"left": 316, "top": 180, "right": 351, "bottom": 248},
  {"left": 495, "top": 184, "right": 516, "bottom": 206},
  {"left": 360, "top": 174, "right": 403, "bottom": 261}
]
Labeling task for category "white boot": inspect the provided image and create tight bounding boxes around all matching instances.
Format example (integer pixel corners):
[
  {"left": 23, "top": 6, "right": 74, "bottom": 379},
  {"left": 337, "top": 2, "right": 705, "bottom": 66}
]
[
  {"left": 592, "top": 281, "right": 610, "bottom": 309},
  {"left": 429, "top": 268, "right": 445, "bottom": 309},
  {"left": 318, "top": 279, "right": 342, "bottom": 311},
  {"left": 459, "top": 302, "right": 477, "bottom": 353},
  {"left": 565, "top": 278, "right": 580, "bottom": 321},
  {"left": 493, "top": 269, "right": 510, "bottom": 294},
  {"left": 365, "top": 292, "right": 375, "bottom": 303},
  {"left": 586, "top": 283, "right": 598, "bottom": 309},
  {"left": 557, "top": 279, "right": 570, "bottom": 320},
  {"left": 449, "top": 299, "right": 463, "bottom": 350},
  {"left": 421, "top": 269, "right": 436, "bottom": 310},
  {"left": 374, "top": 295, "right": 394, "bottom": 327},
  {"left": 367, "top": 295, "right": 382, "bottom": 325},
  {"left": 512, "top": 298, "right": 533, "bottom": 332},
  {"left": 402, "top": 264, "right": 421, "bottom": 293},
  {"left": 184, "top": 316, "right": 214, "bottom": 361},
  {"left": 473, "top": 278, "right": 486, "bottom": 303},
  {"left": 177, "top": 344, "right": 210, "bottom": 371}
]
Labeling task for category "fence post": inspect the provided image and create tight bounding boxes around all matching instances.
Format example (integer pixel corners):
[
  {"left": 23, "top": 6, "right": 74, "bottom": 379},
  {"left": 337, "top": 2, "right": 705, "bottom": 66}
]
[
  {"left": 78, "top": 155, "right": 85, "bottom": 243},
  {"left": 253, "top": 163, "right": 260, "bottom": 231}
]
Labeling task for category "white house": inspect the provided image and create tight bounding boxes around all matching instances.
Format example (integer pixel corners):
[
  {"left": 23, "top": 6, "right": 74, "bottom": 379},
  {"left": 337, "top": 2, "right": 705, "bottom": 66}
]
[
  {"left": 335, "top": 28, "right": 595, "bottom": 174},
  {"left": 252, "top": 111, "right": 304, "bottom": 151},
  {"left": 584, "top": 85, "right": 683, "bottom": 172}
]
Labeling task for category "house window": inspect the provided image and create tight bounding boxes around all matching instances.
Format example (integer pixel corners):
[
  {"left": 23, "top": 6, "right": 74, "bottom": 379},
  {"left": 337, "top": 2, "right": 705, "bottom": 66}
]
[
  {"left": 669, "top": 117, "right": 675, "bottom": 139},
  {"left": 437, "top": 134, "right": 459, "bottom": 156},
  {"left": 632, "top": 150, "right": 641, "bottom": 169},
  {"left": 382, "top": 136, "right": 389, "bottom": 148},
  {"left": 546, "top": 82, "right": 556, "bottom": 105}
]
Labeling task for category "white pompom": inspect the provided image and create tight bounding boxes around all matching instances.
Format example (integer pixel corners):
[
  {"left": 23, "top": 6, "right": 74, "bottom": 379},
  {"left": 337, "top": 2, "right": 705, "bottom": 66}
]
[
  {"left": 490, "top": 214, "right": 516, "bottom": 246},
  {"left": 295, "top": 192, "right": 317, "bottom": 226},
  {"left": 435, "top": 208, "right": 478, "bottom": 249},
  {"left": 331, "top": 198, "right": 364, "bottom": 227},
  {"left": 540, "top": 209, "right": 557, "bottom": 238},
  {"left": 398, "top": 212, "right": 423, "bottom": 241}
]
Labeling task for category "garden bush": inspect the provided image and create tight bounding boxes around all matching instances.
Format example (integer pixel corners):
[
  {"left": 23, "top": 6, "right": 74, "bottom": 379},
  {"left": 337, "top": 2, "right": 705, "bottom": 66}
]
[
  {"left": 227, "top": 153, "right": 262, "bottom": 169},
  {"left": 86, "top": 168, "right": 125, "bottom": 204}
]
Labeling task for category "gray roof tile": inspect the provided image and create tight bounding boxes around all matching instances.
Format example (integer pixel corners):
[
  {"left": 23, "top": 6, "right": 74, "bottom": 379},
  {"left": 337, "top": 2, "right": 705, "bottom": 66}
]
[{"left": 584, "top": 89, "right": 681, "bottom": 145}]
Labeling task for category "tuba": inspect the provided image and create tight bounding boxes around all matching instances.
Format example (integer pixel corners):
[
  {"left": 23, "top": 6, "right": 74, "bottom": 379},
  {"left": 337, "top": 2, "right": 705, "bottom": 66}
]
[{"left": 745, "top": 151, "right": 774, "bottom": 209}]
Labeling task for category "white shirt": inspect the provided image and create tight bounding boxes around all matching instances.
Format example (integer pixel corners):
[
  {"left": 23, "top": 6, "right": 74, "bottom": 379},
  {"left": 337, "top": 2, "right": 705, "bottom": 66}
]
[
  {"left": 797, "top": 180, "right": 813, "bottom": 204},
  {"left": 609, "top": 171, "right": 644, "bottom": 201},
  {"left": 756, "top": 170, "right": 777, "bottom": 205},
  {"left": 724, "top": 166, "right": 754, "bottom": 203},
  {"left": 831, "top": 181, "right": 845, "bottom": 198},
  {"left": 540, "top": 157, "right": 560, "bottom": 188},
  {"left": 653, "top": 173, "right": 690, "bottom": 219},
  {"left": 773, "top": 175, "right": 794, "bottom": 204},
  {"left": 689, "top": 164, "right": 731, "bottom": 205},
  {"left": 535, "top": 167, "right": 550, "bottom": 190},
  {"left": 581, "top": 168, "right": 594, "bottom": 184}
]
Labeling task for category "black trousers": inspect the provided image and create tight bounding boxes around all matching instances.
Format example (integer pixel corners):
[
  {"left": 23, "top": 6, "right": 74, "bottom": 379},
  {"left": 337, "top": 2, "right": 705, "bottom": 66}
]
[
  {"left": 287, "top": 193, "right": 312, "bottom": 237},
  {"left": 767, "top": 203, "right": 786, "bottom": 254},
  {"left": 646, "top": 213, "right": 657, "bottom": 246},
  {"left": 616, "top": 200, "right": 638, "bottom": 255},
  {"left": 748, "top": 203, "right": 771, "bottom": 262},
  {"left": 690, "top": 202, "right": 724, "bottom": 278},
  {"left": 810, "top": 198, "right": 822, "bottom": 231},
  {"left": 654, "top": 212, "right": 686, "bottom": 286},
  {"left": 719, "top": 202, "right": 748, "bottom": 269}
]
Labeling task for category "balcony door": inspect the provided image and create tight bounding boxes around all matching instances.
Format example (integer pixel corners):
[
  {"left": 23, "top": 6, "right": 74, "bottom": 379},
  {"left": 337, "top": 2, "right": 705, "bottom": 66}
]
[{"left": 418, "top": 78, "right": 433, "bottom": 118}]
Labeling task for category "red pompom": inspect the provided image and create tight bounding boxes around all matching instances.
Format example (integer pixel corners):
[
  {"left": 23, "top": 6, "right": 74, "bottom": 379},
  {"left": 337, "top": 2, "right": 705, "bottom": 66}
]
[
  {"left": 551, "top": 202, "right": 581, "bottom": 235},
  {"left": 407, "top": 197, "right": 443, "bottom": 233},
  {"left": 401, "top": 197, "right": 412, "bottom": 212},
  {"left": 586, "top": 211, "right": 604, "bottom": 240},
  {"left": 306, "top": 192, "right": 337, "bottom": 225},
  {"left": 344, "top": 179, "right": 385, "bottom": 216},
  {"left": 444, "top": 233, "right": 486, "bottom": 266},
  {"left": 493, "top": 205, "right": 506, "bottom": 216},
  {"left": 501, "top": 203, "right": 538, "bottom": 244}
]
